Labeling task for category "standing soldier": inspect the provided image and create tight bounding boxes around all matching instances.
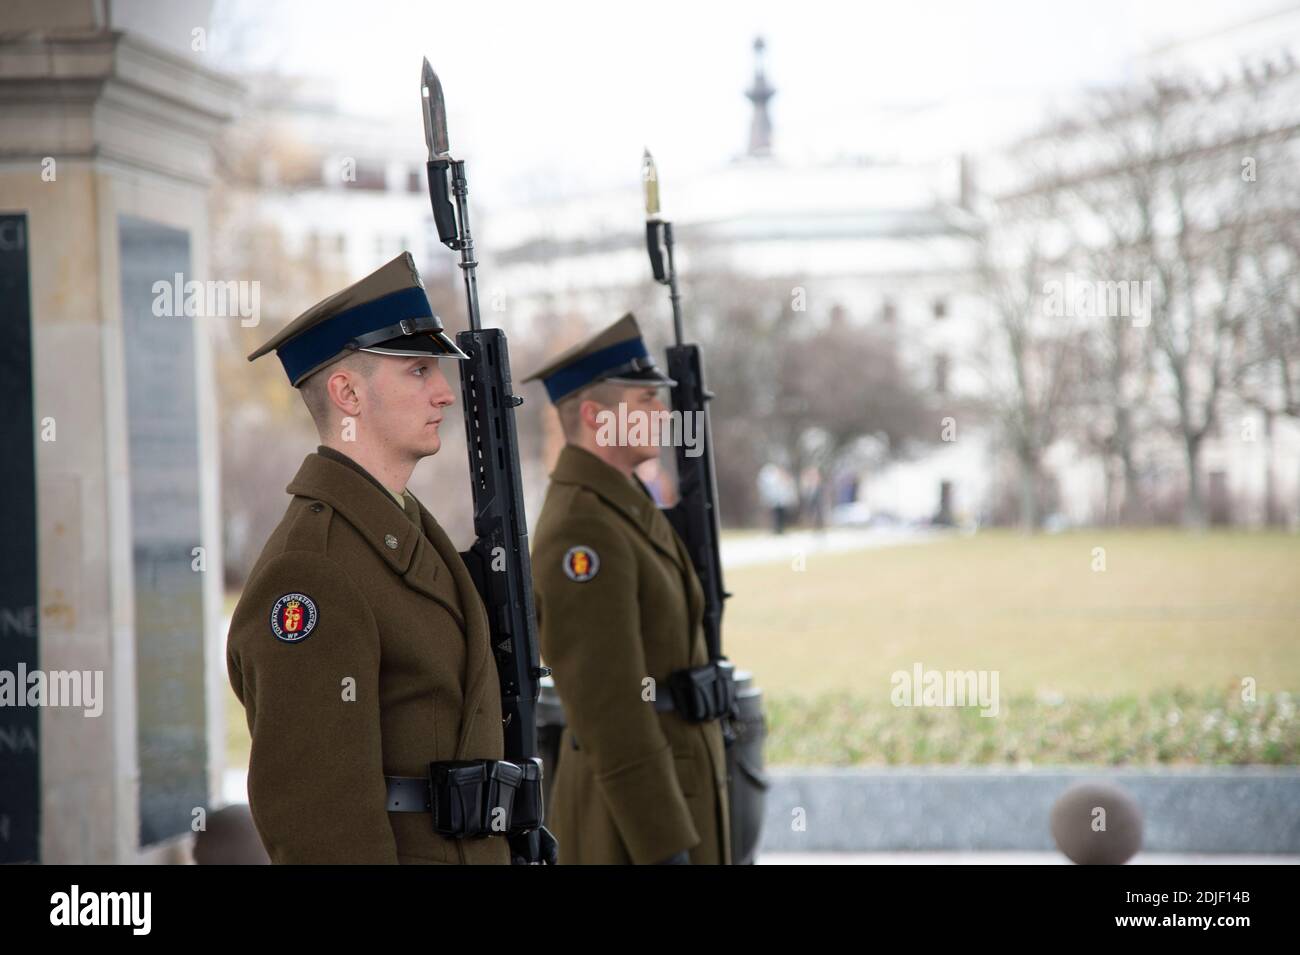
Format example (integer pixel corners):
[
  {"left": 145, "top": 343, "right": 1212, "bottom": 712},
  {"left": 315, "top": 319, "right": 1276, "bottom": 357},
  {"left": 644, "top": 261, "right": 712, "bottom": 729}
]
[
  {"left": 227, "top": 252, "right": 514, "bottom": 864},
  {"left": 525, "top": 314, "right": 731, "bottom": 865}
]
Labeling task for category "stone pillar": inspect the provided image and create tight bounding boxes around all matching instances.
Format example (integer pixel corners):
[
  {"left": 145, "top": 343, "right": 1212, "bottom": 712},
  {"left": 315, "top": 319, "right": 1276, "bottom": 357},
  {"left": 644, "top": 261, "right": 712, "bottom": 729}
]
[{"left": 0, "top": 1, "right": 240, "bottom": 862}]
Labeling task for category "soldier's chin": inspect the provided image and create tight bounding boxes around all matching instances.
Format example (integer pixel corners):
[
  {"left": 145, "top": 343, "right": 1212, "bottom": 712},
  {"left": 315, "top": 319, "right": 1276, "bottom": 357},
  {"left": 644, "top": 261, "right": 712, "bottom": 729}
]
[{"left": 629, "top": 443, "right": 660, "bottom": 465}]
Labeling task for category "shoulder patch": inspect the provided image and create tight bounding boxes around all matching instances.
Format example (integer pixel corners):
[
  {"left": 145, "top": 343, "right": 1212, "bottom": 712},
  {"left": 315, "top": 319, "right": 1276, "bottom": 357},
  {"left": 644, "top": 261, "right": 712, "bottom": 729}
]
[
  {"left": 270, "top": 592, "right": 318, "bottom": 643},
  {"left": 562, "top": 545, "right": 600, "bottom": 583}
]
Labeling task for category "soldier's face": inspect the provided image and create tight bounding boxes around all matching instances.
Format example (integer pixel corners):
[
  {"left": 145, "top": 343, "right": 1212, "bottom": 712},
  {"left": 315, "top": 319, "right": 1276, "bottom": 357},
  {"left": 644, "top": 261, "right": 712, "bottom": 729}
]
[
  {"left": 622, "top": 385, "right": 667, "bottom": 466},
  {"left": 366, "top": 356, "right": 457, "bottom": 458}
]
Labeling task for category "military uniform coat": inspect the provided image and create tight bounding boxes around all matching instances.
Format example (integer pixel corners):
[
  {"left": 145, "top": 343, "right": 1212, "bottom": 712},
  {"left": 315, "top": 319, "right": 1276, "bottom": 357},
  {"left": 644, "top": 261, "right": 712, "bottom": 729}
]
[
  {"left": 532, "top": 445, "right": 730, "bottom": 865},
  {"left": 226, "top": 448, "right": 510, "bottom": 864}
]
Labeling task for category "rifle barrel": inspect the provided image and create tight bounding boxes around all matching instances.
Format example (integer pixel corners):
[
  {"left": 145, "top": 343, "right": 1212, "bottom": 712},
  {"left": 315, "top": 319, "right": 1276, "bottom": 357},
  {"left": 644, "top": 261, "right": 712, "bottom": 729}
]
[
  {"left": 661, "top": 221, "right": 685, "bottom": 346},
  {"left": 450, "top": 160, "right": 482, "bottom": 331}
]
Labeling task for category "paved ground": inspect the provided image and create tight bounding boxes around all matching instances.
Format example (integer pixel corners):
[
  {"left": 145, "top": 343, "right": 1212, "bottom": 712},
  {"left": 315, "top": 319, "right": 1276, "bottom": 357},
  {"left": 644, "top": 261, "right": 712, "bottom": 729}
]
[{"left": 228, "top": 768, "right": 1294, "bottom": 864}]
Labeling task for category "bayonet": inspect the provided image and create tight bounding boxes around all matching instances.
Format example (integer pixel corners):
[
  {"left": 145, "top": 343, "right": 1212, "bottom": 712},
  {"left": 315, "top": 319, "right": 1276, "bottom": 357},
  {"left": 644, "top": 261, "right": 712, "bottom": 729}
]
[
  {"left": 421, "top": 57, "right": 451, "bottom": 160},
  {"left": 420, "top": 58, "right": 479, "bottom": 327},
  {"left": 642, "top": 148, "right": 660, "bottom": 219}
]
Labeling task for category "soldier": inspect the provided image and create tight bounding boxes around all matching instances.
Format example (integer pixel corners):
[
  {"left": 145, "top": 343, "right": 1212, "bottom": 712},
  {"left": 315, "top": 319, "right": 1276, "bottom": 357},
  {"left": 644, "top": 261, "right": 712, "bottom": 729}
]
[
  {"left": 524, "top": 314, "right": 731, "bottom": 865},
  {"left": 227, "top": 252, "right": 512, "bottom": 864}
]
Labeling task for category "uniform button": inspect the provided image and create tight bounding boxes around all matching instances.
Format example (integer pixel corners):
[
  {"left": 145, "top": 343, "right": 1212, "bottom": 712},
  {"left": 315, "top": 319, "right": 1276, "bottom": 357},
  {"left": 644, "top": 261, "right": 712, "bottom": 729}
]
[
  {"left": 384, "top": 534, "right": 399, "bottom": 549},
  {"left": 309, "top": 502, "right": 324, "bottom": 513}
]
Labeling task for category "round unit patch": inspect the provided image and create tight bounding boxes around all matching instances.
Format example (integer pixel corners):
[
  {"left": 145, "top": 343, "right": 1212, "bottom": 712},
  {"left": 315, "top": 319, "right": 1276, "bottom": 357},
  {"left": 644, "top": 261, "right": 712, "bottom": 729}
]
[
  {"left": 270, "top": 592, "right": 318, "bottom": 643},
  {"left": 562, "top": 545, "right": 600, "bottom": 583}
]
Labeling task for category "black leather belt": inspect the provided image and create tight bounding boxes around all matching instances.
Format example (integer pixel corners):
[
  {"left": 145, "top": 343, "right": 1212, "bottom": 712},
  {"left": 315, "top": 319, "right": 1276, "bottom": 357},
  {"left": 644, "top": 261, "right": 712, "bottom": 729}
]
[
  {"left": 386, "top": 775, "right": 435, "bottom": 812},
  {"left": 384, "top": 758, "right": 544, "bottom": 839},
  {"left": 565, "top": 663, "right": 737, "bottom": 752}
]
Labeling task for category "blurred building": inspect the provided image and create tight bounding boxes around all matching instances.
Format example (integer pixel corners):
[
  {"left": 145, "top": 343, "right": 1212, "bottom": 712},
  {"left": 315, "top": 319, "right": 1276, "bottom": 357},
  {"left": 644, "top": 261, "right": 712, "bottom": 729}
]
[
  {"left": 484, "top": 28, "right": 1300, "bottom": 529},
  {"left": 213, "top": 72, "right": 445, "bottom": 284},
  {"left": 485, "top": 38, "right": 994, "bottom": 526},
  {"left": 218, "top": 28, "right": 1300, "bottom": 532}
]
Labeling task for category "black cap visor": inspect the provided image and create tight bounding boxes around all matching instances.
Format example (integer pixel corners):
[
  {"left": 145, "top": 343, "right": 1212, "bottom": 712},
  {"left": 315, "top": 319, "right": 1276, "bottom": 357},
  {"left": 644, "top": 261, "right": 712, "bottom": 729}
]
[
  {"left": 599, "top": 355, "right": 676, "bottom": 389},
  {"left": 602, "top": 368, "right": 676, "bottom": 389},
  {"left": 348, "top": 314, "right": 469, "bottom": 361}
]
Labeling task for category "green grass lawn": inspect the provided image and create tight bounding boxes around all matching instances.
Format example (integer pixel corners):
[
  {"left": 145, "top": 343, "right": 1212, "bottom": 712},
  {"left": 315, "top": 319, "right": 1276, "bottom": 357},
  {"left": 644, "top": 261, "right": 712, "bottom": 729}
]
[
  {"left": 724, "top": 529, "right": 1300, "bottom": 764},
  {"left": 724, "top": 530, "right": 1300, "bottom": 697},
  {"left": 225, "top": 530, "right": 1300, "bottom": 768}
]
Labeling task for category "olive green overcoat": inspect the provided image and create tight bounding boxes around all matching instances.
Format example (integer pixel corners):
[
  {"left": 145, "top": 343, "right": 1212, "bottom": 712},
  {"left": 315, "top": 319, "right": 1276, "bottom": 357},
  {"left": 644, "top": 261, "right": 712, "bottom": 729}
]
[
  {"left": 227, "top": 448, "right": 510, "bottom": 864},
  {"left": 532, "top": 445, "right": 730, "bottom": 865}
]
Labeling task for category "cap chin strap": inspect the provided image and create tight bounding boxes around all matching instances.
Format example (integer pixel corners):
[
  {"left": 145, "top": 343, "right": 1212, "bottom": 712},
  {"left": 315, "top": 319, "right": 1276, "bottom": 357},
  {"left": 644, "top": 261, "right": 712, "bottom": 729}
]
[
  {"left": 599, "top": 355, "right": 677, "bottom": 388},
  {"left": 622, "top": 355, "right": 656, "bottom": 373},
  {"left": 603, "top": 376, "right": 676, "bottom": 388},
  {"left": 600, "top": 355, "right": 663, "bottom": 379},
  {"left": 346, "top": 315, "right": 445, "bottom": 350}
]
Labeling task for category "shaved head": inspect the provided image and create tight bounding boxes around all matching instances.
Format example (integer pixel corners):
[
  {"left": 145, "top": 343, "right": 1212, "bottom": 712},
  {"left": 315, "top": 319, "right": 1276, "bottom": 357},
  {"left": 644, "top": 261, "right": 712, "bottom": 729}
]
[
  {"left": 556, "top": 380, "right": 626, "bottom": 441},
  {"left": 299, "top": 350, "right": 382, "bottom": 436}
]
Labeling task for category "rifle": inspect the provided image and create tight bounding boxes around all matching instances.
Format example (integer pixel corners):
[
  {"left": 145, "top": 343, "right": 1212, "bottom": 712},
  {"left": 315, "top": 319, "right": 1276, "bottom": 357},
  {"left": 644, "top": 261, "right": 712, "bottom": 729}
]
[
  {"left": 643, "top": 151, "right": 771, "bottom": 865},
  {"left": 642, "top": 150, "right": 730, "bottom": 668},
  {"left": 421, "top": 58, "right": 556, "bottom": 865}
]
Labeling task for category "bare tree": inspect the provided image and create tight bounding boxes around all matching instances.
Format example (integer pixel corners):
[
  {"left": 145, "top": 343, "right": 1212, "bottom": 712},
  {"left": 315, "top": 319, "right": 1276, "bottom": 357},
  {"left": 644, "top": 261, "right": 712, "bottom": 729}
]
[
  {"left": 780, "top": 309, "right": 933, "bottom": 520},
  {"left": 1071, "top": 260, "right": 1160, "bottom": 524},
  {"left": 1237, "top": 183, "right": 1300, "bottom": 525},
  {"left": 1060, "top": 73, "right": 1292, "bottom": 527},
  {"left": 987, "top": 62, "right": 1300, "bottom": 528},
  {"left": 676, "top": 269, "right": 787, "bottom": 525},
  {"left": 670, "top": 268, "right": 931, "bottom": 527},
  {"left": 974, "top": 214, "right": 1083, "bottom": 531}
]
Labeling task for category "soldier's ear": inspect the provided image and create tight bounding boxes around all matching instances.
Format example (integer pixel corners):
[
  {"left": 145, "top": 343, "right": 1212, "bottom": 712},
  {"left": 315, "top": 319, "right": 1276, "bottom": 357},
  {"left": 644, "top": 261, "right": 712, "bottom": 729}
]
[
  {"left": 326, "top": 368, "right": 363, "bottom": 418},
  {"left": 578, "top": 398, "right": 606, "bottom": 432}
]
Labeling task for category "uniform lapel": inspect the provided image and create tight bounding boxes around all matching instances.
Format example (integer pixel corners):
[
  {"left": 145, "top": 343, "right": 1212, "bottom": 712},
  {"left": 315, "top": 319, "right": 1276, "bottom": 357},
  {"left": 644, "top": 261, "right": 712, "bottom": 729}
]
[
  {"left": 402, "top": 535, "right": 466, "bottom": 629},
  {"left": 287, "top": 454, "right": 497, "bottom": 771},
  {"left": 671, "top": 527, "right": 706, "bottom": 658}
]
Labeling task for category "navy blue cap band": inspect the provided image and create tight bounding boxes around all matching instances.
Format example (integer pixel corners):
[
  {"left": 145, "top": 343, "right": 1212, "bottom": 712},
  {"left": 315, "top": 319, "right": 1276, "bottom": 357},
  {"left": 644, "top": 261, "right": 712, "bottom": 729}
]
[
  {"left": 278, "top": 286, "right": 434, "bottom": 385},
  {"left": 543, "top": 338, "right": 650, "bottom": 402}
]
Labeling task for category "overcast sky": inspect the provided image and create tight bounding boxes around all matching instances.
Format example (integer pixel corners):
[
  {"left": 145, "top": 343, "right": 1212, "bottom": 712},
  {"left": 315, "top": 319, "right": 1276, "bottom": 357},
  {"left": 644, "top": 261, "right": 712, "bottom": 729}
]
[{"left": 206, "top": 0, "right": 1298, "bottom": 205}]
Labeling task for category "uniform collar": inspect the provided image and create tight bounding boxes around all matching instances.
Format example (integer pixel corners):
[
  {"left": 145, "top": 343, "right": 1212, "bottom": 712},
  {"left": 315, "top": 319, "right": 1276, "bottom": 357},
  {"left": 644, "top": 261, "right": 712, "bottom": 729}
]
[
  {"left": 287, "top": 452, "right": 422, "bottom": 574},
  {"left": 316, "top": 445, "right": 410, "bottom": 512},
  {"left": 549, "top": 445, "right": 684, "bottom": 570},
  {"left": 551, "top": 446, "right": 654, "bottom": 521}
]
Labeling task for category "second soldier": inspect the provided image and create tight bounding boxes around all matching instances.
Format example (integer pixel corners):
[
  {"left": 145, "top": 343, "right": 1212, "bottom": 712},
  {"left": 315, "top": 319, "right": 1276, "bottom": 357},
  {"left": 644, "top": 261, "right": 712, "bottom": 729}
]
[{"left": 525, "top": 314, "right": 731, "bottom": 865}]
